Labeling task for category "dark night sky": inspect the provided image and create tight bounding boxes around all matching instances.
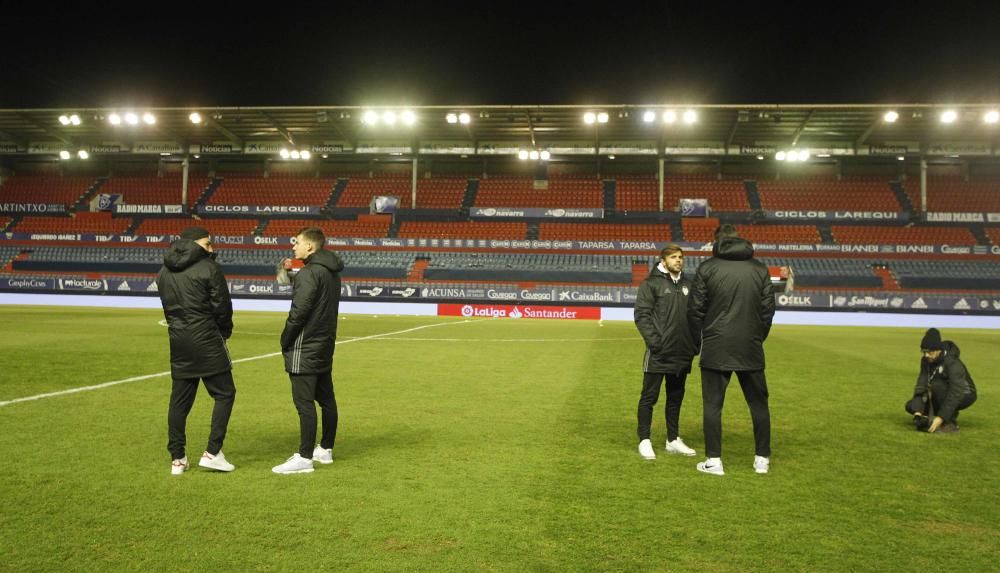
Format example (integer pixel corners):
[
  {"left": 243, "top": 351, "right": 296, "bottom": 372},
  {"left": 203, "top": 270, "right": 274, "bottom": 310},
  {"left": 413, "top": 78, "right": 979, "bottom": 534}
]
[{"left": 2, "top": 2, "right": 999, "bottom": 109}]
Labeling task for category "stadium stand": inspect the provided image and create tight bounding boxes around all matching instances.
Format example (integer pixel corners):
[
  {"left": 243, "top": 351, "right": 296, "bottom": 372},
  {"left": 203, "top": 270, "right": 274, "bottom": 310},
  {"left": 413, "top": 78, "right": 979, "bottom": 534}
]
[
  {"left": 102, "top": 176, "right": 212, "bottom": 207},
  {"left": 985, "top": 226, "right": 1000, "bottom": 245},
  {"left": 208, "top": 176, "right": 337, "bottom": 206},
  {"left": 262, "top": 216, "right": 391, "bottom": 238},
  {"left": 0, "top": 175, "right": 98, "bottom": 205},
  {"left": 890, "top": 259, "right": 1000, "bottom": 290},
  {"left": 132, "top": 217, "right": 259, "bottom": 236},
  {"left": 423, "top": 252, "right": 633, "bottom": 284},
  {"left": 335, "top": 176, "right": 412, "bottom": 208},
  {"left": 733, "top": 224, "right": 821, "bottom": 244},
  {"left": 475, "top": 176, "right": 603, "bottom": 208},
  {"left": 756, "top": 177, "right": 900, "bottom": 211},
  {"left": 830, "top": 225, "right": 978, "bottom": 245},
  {"left": 13, "top": 213, "right": 132, "bottom": 234},
  {"left": 903, "top": 176, "right": 1000, "bottom": 212},
  {"left": 397, "top": 221, "right": 527, "bottom": 239},
  {"left": 615, "top": 175, "right": 750, "bottom": 212}
]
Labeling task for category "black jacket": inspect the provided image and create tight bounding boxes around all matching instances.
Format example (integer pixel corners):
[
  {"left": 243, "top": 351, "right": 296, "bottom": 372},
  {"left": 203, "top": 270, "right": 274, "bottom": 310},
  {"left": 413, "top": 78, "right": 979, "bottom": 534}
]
[
  {"left": 913, "top": 341, "right": 977, "bottom": 421},
  {"left": 688, "top": 237, "right": 775, "bottom": 371},
  {"left": 281, "top": 249, "right": 344, "bottom": 374},
  {"left": 156, "top": 239, "right": 234, "bottom": 379},
  {"left": 634, "top": 264, "right": 696, "bottom": 374}
]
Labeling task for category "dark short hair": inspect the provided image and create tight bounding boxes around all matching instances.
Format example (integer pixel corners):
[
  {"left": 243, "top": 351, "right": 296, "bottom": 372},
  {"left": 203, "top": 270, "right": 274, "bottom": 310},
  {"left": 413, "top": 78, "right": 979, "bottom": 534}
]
[
  {"left": 296, "top": 227, "right": 326, "bottom": 249},
  {"left": 714, "top": 224, "right": 739, "bottom": 240},
  {"left": 659, "top": 244, "right": 683, "bottom": 259}
]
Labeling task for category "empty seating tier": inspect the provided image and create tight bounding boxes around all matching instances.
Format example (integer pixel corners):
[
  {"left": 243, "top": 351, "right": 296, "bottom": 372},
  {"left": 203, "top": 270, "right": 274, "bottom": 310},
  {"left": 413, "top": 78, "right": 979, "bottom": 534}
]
[
  {"left": 133, "top": 218, "right": 258, "bottom": 236},
  {"left": 263, "top": 217, "right": 391, "bottom": 238},
  {"left": 102, "top": 176, "right": 211, "bottom": 207},
  {"left": 538, "top": 223, "right": 672, "bottom": 242},
  {"left": 0, "top": 176, "right": 97, "bottom": 205},
  {"left": 14, "top": 213, "right": 132, "bottom": 234},
  {"left": 831, "top": 226, "right": 976, "bottom": 245},
  {"left": 208, "top": 177, "right": 336, "bottom": 206},
  {"left": 757, "top": 177, "right": 898, "bottom": 211},
  {"left": 475, "top": 176, "right": 602, "bottom": 208},
  {"left": 904, "top": 177, "right": 1000, "bottom": 212},
  {"left": 616, "top": 175, "right": 750, "bottom": 212},
  {"left": 397, "top": 221, "right": 527, "bottom": 240}
]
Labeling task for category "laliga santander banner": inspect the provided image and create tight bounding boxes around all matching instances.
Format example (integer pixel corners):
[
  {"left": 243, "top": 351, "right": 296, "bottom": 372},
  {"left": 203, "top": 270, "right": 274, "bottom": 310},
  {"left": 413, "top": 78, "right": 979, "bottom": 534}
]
[{"left": 438, "top": 303, "right": 601, "bottom": 320}]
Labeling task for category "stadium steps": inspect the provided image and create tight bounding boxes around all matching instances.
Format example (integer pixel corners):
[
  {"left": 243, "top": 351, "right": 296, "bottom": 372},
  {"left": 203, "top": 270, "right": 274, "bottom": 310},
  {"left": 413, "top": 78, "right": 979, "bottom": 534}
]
[
  {"left": 744, "top": 180, "right": 763, "bottom": 210},
  {"left": 873, "top": 265, "right": 902, "bottom": 290},
  {"left": 195, "top": 177, "right": 223, "bottom": 206},
  {"left": 1, "top": 214, "right": 20, "bottom": 232},
  {"left": 890, "top": 180, "right": 914, "bottom": 212},
  {"left": 526, "top": 222, "right": 539, "bottom": 240},
  {"left": 670, "top": 219, "right": 684, "bottom": 242},
  {"left": 253, "top": 219, "right": 270, "bottom": 236},
  {"left": 387, "top": 219, "right": 401, "bottom": 238},
  {"left": 817, "top": 223, "right": 835, "bottom": 243},
  {"left": 969, "top": 225, "right": 990, "bottom": 246},
  {"left": 632, "top": 263, "right": 649, "bottom": 285},
  {"left": 459, "top": 179, "right": 479, "bottom": 216},
  {"left": 76, "top": 177, "right": 106, "bottom": 211},
  {"left": 326, "top": 178, "right": 349, "bottom": 208},
  {"left": 407, "top": 258, "right": 430, "bottom": 281},
  {"left": 603, "top": 180, "right": 616, "bottom": 216},
  {"left": 124, "top": 218, "right": 143, "bottom": 235}
]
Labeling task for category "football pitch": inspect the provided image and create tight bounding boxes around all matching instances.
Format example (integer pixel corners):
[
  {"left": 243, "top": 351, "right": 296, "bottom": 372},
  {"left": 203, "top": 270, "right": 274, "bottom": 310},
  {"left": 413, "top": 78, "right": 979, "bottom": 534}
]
[{"left": 0, "top": 305, "right": 997, "bottom": 572}]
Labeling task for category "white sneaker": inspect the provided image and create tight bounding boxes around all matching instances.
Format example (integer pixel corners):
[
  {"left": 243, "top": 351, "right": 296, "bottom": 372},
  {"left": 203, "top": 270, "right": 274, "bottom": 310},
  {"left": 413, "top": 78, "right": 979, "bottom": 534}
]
[
  {"left": 198, "top": 451, "right": 235, "bottom": 472},
  {"left": 696, "top": 457, "right": 725, "bottom": 476},
  {"left": 754, "top": 455, "right": 770, "bottom": 474},
  {"left": 312, "top": 446, "right": 333, "bottom": 465},
  {"left": 665, "top": 437, "right": 697, "bottom": 456},
  {"left": 638, "top": 439, "right": 656, "bottom": 460},
  {"left": 171, "top": 457, "right": 189, "bottom": 476},
  {"left": 272, "top": 453, "right": 315, "bottom": 474}
]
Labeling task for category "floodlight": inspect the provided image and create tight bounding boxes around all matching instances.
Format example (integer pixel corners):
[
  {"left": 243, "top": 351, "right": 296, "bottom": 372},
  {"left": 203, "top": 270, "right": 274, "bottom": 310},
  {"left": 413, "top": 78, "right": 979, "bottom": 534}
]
[
  {"left": 529, "top": 150, "right": 540, "bottom": 160},
  {"left": 382, "top": 111, "right": 397, "bottom": 125},
  {"left": 290, "top": 150, "right": 301, "bottom": 159},
  {"left": 775, "top": 151, "right": 787, "bottom": 161},
  {"left": 682, "top": 109, "right": 697, "bottom": 124},
  {"left": 125, "top": 112, "right": 139, "bottom": 125},
  {"left": 583, "top": 112, "right": 596, "bottom": 124},
  {"left": 540, "top": 150, "right": 551, "bottom": 160},
  {"left": 459, "top": 112, "right": 471, "bottom": 124},
  {"left": 362, "top": 110, "right": 379, "bottom": 125},
  {"left": 518, "top": 150, "right": 529, "bottom": 160},
  {"left": 280, "top": 149, "right": 291, "bottom": 159},
  {"left": 446, "top": 113, "right": 458, "bottom": 124},
  {"left": 108, "top": 113, "right": 122, "bottom": 125},
  {"left": 77, "top": 150, "right": 89, "bottom": 159},
  {"left": 984, "top": 110, "right": 1000, "bottom": 124},
  {"left": 662, "top": 110, "right": 677, "bottom": 124},
  {"left": 798, "top": 149, "right": 810, "bottom": 161},
  {"left": 756, "top": 155, "right": 764, "bottom": 160},
  {"left": 70, "top": 114, "right": 81, "bottom": 125},
  {"left": 642, "top": 111, "right": 656, "bottom": 123},
  {"left": 58, "top": 115, "right": 71, "bottom": 125},
  {"left": 597, "top": 112, "right": 609, "bottom": 124},
  {"left": 401, "top": 110, "right": 416, "bottom": 125},
  {"left": 59, "top": 150, "right": 71, "bottom": 160},
  {"left": 897, "top": 156, "right": 905, "bottom": 161},
  {"left": 189, "top": 112, "right": 202, "bottom": 124},
  {"left": 940, "top": 110, "right": 957, "bottom": 124},
  {"left": 143, "top": 113, "right": 156, "bottom": 125},
  {"left": 883, "top": 111, "right": 899, "bottom": 123},
  {"left": 787, "top": 150, "right": 800, "bottom": 161},
  {"left": 300, "top": 150, "right": 311, "bottom": 160}
]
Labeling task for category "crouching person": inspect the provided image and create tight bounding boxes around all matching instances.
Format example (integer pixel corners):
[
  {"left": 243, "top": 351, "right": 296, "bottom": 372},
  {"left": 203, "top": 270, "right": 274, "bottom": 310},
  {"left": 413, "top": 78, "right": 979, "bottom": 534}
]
[{"left": 906, "top": 328, "right": 977, "bottom": 433}]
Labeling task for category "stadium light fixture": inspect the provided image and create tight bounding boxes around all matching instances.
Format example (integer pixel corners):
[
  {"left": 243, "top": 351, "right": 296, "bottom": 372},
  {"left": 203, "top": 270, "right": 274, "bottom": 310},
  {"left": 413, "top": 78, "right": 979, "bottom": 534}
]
[
  {"left": 108, "top": 113, "right": 122, "bottom": 125},
  {"left": 883, "top": 110, "right": 899, "bottom": 123},
  {"left": 189, "top": 112, "right": 202, "bottom": 124},
  {"left": 786, "top": 150, "right": 799, "bottom": 162},
  {"left": 682, "top": 109, "right": 697, "bottom": 124},
  {"left": 897, "top": 156, "right": 905, "bottom": 161},
  {"left": 459, "top": 112, "right": 471, "bottom": 124},
  {"left": 775, "top": 151, "right": 787, "bottom": 161},
  {"left": 940, "top": 110, "right": 957, "bottom": 124},
  {"left": 583, "top": 112, "right": 596, "bottom": 125},
  {"left": 984, "top": 110, "right": 1000, "bottom": 124},
  {"left": 662, "top": 110, "right": 677, "bottom": 124},
  {"left": 382, "top": 111, "right": 397, "bottom": 125},
  {"left": 401, "top": 110, "right": 416, "bottom": 125},
  {"left": 77, "top": 150, "right": 89, "bottom": 159},
  {"left": 300, "top": 150, "right": 312, "bottom": 160},
  {"left": 642, "top": 110, "right": 656, "bottom": 123},
  {"left": 518, "top": 150, "right": 529, "bottom": 160},
  {"left": 799, "top": 149, "right": 810, "bottom": 161},
  {"left": 529, "top": 150, "right": 540, "bottom": 160},
  {"left": 362, "top": 110, "right": 379, "bottom": 125},
  {"left": 124, "top": 112, "right": 139, "bottom": 125},
  {"left": 290, "top": 150, "right": 301, "bottom": 159},
  {"left": 280, "top": 148, "right": 291, "bottom": 159},
  {"left": 143, "top": 113, "right": 156, "bottom": 125},
  {"left": 597, "top": 112, "right": 609, "bottom": 124},
  {"left": 58, "top": 115, "right": 71, "bottom": 125},
  {"left": 540, "top": 150, "right": 551, "bottom": 160},
  {"left": 70, "top": 114, "right": 81, "bottom": 125},
  {"left": 446, "top": 113, "right": 458, "bottom": 124},
  {"left": 59, "top": 150, "right": 71, "bottom": 160}
]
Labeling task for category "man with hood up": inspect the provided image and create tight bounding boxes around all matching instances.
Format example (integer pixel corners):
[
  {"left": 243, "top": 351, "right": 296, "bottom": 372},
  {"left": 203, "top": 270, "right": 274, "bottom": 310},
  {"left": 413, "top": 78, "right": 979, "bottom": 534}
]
[
  {"left": 688, "top": 224, "right": 775, "bottom": 476},
  {"left": 272, "top": 227, "right": 345, "bottom": 474},
  {"left": 156, "top": 226, "right": 236, "bottom": 475},
  {"left": 906, "top": 328, "right": 977, "bottom": 433},
  {"left": 633, "top": 244, "right": 698, "bottom": 461}
]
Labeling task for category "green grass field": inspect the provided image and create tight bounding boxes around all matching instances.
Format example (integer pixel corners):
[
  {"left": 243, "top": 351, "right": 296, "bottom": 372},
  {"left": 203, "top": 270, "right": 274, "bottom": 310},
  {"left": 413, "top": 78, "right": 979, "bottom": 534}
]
[{"left": 0, "top": 305, "right": 997, "bottom": 572}]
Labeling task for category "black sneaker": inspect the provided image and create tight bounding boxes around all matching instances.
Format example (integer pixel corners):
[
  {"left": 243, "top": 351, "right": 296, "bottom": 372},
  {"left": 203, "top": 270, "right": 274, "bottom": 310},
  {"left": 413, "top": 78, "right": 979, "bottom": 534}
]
[{"left": 914, "top": 415, "right": 931, "bottom": 432}]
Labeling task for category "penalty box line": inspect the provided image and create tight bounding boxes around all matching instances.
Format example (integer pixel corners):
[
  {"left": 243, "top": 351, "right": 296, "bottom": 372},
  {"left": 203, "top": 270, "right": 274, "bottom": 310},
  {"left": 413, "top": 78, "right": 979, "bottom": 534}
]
[{"left": 0, "top": 319, "right": 476, "bottom": 408}]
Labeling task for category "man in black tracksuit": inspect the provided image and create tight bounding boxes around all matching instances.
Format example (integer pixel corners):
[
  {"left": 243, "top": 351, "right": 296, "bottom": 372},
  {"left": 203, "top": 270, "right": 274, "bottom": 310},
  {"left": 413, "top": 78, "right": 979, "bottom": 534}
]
[
  {"left": 906, "top": 328, "right": 977, "bottom": 433},
  {"left": 272, "top": 226, "right": 345, "bottom": 474},
  {"left": 156, "top": 226, "right": 237, "bottom": 475},
  {"left": 633, "top": 244, "right": 698, "bottom": 460},
  {"left": 688, "top": 224, "right": 775, "bottom": 476}
]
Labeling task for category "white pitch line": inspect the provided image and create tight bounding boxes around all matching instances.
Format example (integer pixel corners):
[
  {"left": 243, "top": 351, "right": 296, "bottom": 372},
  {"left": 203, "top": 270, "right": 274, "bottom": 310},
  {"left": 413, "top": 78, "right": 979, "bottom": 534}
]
[
  {"left": 359, "top": 337, "right": 640, "bottom": 342},
  {"left": 0, "top": 319, "right": 476, "bottom": 408}
]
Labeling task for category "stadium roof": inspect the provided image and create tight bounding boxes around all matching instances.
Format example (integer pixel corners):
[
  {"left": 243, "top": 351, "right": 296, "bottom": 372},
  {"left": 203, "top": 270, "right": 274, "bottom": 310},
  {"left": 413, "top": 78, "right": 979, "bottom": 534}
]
[{"left": 1, "top": 103, "right": 998, "bottom": 160}]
